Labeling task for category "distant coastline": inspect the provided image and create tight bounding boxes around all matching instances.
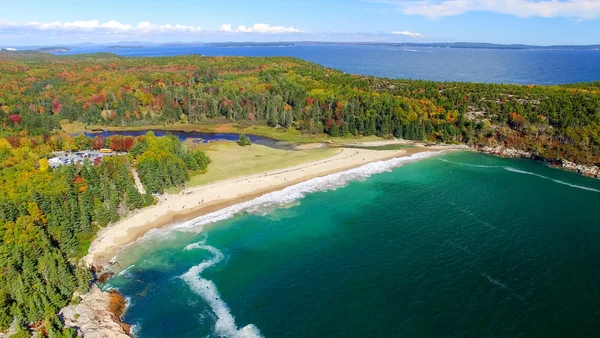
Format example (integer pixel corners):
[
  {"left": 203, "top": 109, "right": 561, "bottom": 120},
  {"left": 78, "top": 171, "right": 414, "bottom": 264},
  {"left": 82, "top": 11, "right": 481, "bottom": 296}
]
[
  {"left": 107, "top": 45, "right": 145, "bottom": 49},
  {"left": 201, "top": 41, "right": 600, "bottom": 50},
  {"left": 8, "top": 41, "right": 600, "bottom": 51}
]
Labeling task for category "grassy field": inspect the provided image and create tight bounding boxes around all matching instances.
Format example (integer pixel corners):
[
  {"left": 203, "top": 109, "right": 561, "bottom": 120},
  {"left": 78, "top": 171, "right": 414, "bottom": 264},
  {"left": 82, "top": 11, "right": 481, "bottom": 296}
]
[{"left": 183, "top": 141, "right": 338, "bottom": 187}]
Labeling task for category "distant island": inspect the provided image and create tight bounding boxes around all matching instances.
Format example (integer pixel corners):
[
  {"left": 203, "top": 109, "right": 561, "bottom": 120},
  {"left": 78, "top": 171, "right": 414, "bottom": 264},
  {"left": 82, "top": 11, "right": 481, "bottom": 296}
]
[
  {"left": 37, "top": 47, "right": 72, "bottom": 53},
  {"left": 205, "top": 42, "right": 296, "bottom": 48},
  {"left": 107, "top": 45, "right": 145, "bottom": 49}
]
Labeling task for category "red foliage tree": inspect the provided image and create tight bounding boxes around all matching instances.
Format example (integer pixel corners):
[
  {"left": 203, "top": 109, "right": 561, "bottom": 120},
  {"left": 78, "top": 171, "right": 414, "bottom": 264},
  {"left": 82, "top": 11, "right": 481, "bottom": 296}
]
[
  {"left": 9, "top": 114, "right": 21, "bottom": 124},
  {"left": 51, "top": 99, "right": 63, "bottom": 114},
  {"left": 123, "top": 137, "right": 134, "bottom": 151},
  {"left": 91, "top": 135, "right": 105, "bottom": 150},
  {"left": 325, "top": 117, "right": 334, "bottom": 132},
  {"left": 107, "top": 135, "right": 135, "bottom": 152},
  {"left": 74, "top": 176, "right": 87, "bottom": 192}
]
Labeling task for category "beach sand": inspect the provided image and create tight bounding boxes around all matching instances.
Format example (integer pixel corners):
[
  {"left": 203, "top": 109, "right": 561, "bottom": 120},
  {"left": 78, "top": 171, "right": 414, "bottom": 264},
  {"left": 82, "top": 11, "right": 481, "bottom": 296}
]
[{"left": 84, "top": 145, "right": 460, "bottom": 267}]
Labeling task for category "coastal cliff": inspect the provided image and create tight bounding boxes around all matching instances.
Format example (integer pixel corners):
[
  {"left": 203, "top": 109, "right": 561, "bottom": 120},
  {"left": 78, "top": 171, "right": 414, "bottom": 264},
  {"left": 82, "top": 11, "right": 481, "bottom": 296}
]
[{"left": 60, "top": 285, "right": 131, "bottom": 338}]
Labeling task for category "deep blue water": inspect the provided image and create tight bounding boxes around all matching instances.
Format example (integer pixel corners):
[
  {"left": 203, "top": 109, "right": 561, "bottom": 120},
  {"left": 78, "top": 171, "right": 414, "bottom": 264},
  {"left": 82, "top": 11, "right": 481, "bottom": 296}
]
[{"left": 59, "top": 45, "right": 600, "bottom": 84}]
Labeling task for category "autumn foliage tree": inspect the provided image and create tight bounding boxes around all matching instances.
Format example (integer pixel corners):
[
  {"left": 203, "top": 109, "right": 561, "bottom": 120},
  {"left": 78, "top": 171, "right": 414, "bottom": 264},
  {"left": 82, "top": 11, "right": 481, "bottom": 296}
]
[{"left": 91, "top": 135, "right": 105, "bottom": 150}]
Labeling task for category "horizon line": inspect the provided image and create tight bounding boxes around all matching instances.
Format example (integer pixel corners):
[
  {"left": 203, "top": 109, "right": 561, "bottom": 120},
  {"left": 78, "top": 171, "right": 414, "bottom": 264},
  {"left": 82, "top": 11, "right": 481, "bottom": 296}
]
[{"left": 3, "top": 41, "right": 600, "bottom": 49}]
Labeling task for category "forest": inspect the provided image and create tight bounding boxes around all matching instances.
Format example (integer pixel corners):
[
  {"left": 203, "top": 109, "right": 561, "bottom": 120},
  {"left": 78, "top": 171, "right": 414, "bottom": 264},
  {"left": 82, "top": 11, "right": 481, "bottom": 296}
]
[
  {"left": 0, "top": 51, "right": 599, "bottom": 336},
  {"left": 0, "top": 52, "right": 599, "bottom": 165},
  {"left": 0, "top": 129, "right": 209, "bottom": 337}
]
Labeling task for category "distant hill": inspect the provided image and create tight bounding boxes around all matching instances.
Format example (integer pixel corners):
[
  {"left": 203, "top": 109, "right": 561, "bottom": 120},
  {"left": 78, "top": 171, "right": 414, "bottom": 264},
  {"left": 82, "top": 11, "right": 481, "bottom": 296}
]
[{"left": 107, "top": 45, "right": 145, "bottom": 49}]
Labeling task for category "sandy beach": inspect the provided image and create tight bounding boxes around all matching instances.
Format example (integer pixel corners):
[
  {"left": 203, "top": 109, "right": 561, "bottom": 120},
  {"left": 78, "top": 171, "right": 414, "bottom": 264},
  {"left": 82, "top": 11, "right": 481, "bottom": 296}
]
[{"left": 84, "top": 144, "right": 461, "bottom": 267}]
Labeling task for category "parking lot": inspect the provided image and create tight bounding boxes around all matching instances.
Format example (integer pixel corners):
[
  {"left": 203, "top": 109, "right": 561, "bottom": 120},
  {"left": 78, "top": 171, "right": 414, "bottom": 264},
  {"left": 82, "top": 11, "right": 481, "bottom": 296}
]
[{"left": 48, "top": 150, "right": 118, "bottom": 168}]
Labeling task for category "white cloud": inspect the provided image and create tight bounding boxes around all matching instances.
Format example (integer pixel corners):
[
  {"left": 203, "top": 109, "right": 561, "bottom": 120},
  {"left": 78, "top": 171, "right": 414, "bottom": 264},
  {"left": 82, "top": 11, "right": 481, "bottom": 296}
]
[
  {"left": 220, "top": 23, "right": 302, "bottom": 34},
  {"left": 219, "top": 24, "right": 233, "bottom": 32},
  {"left": 392, "top": 30, "right": 423, "bottom": 37},
  {"left": 0, "top": 19, "right": 302, "bottom": 36},
  {"left": 370, "top": 0, "right": 600, "bottom": 20},
  {"left": 0, "top": 19, "right": 204, "bottom": 35}
]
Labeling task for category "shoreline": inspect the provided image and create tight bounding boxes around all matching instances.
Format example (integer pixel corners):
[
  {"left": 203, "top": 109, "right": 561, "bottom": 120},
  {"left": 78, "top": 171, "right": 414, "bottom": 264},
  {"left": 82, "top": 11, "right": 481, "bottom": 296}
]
[
  {"left": 60, "top": 285, "right": 131, "bottom": 338},
  {"left": 474, "top": 145, "right": 600, "bottom": 179},
  {"left": 84, "top": 144, "right": 464, "bottom": 269}
]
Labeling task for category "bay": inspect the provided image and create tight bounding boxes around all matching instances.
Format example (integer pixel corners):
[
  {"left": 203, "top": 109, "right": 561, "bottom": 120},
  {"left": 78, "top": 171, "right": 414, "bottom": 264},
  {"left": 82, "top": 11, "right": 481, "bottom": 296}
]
[{"left": 106, "top": 152, "right": 600, "bottom": 337}]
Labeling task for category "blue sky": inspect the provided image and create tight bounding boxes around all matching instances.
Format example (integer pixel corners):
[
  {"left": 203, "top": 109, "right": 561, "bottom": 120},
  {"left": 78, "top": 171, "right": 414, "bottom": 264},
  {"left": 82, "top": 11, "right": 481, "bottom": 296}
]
[{"left": 1, "top": 0, "right": 599, "bottom": 46}]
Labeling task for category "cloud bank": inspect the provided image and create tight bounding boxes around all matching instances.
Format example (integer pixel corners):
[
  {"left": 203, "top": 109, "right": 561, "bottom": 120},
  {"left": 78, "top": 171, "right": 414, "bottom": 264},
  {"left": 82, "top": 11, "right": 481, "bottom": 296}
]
[
  {"left": 373, "top": 0, "right": 600, "bottom": 20},
  {"left": 0, "top": 19, "right": 301, "bottom": 36},
  {"left": 392, "top": 30, "right": 422, "bottom": 37},
  {"left": 220, "top": 23, "right": 302, "bottom": 34}
]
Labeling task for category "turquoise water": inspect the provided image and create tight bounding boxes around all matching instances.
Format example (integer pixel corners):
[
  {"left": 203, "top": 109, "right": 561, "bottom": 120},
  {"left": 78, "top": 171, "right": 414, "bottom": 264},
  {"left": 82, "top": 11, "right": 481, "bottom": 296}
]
[{"left": 106, "top": 152, "right": 600, "bottom": 337}]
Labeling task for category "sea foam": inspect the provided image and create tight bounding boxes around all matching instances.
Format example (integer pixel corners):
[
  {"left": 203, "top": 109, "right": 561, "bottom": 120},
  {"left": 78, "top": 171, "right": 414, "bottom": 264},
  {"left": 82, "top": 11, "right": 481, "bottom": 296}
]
[
  {"left": 117, "top": 264, "right": 136, "bottom": 278},
  {"left": 181, "top": 240, "right": 263, "bottom": 338},
  {"left": 172, "top": 151, "right": 440, "bottom": 233},
  {"left": 503, "top": 167, "right": 600, "bottom": 193}
]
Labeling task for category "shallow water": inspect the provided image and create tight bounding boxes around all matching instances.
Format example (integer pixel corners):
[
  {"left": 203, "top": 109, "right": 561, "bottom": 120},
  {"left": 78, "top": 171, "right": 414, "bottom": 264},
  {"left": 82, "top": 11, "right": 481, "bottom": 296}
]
[{"left": 106, "top": 152, "right": 600, "bottom": 337}]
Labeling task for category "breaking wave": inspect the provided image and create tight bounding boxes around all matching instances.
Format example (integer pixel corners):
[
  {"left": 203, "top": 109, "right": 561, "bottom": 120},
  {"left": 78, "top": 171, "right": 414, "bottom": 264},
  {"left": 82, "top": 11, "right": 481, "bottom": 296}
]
[
  {"left": 181, "top": 240, "right": 263, "bottom": 338},
  {"left": 439, "top": 158, "right": 599, "bottom": 193},
  {"left": 438, "top": 158, "right": 501, "bottom": 169},
  {"left": 503, "top": 167, "right": 600, "bottom": 193},
  {"left": 172, "top": 151, "right": 440, "bottom": 233},
  {"left": 117, "top": 264, "right": 136, "bottom": 278}
]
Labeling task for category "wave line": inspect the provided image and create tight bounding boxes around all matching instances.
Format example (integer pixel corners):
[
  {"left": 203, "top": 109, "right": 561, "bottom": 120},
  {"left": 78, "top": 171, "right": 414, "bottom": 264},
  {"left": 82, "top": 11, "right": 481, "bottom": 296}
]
[
  {"left": 181, "top": 240, "right": 263, "bottom": 338},
  {"left": 170, "top": 151, "right": 441, "bottom": 233},
  {"left": 503, "top": 167, "right": 600, "bottom": 193},
  {"left": 438, "top": 158, "right": 599, "bottom": 193}
]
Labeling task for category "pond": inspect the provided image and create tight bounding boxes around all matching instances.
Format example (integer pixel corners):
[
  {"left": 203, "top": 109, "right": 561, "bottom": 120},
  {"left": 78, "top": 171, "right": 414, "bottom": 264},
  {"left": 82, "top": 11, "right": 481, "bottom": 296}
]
[{"left": 78, "top": 129, "right": 296, "bottom": 150}]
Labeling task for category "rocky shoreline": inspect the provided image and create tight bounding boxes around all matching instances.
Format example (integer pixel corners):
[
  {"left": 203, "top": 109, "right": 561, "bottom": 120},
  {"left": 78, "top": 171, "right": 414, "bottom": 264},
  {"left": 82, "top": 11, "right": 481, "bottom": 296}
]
[
  {"left": 60, "top": 270, "right": 131, "bottom": 338},
  {"left": 474, "top": 145, "right": 600, "bottom": 179}
]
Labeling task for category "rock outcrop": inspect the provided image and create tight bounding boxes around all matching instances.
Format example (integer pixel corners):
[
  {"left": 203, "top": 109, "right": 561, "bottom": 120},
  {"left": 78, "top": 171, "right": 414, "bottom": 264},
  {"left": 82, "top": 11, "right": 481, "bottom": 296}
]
[
  {"left": 475, "top": 145, "right": 600, "bottom": 179},
  {"left": 60, "top": 285, "right": 131, "bottom": 338},
  {"left": 557, "top": 159, "right": 600, "bottom": 178}
]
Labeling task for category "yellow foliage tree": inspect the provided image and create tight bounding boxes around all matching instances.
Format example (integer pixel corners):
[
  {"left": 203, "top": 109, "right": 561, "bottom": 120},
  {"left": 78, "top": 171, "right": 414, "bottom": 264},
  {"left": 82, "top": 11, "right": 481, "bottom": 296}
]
[{"left": 38, "top": 158, "right": 49, "bottom": 172}]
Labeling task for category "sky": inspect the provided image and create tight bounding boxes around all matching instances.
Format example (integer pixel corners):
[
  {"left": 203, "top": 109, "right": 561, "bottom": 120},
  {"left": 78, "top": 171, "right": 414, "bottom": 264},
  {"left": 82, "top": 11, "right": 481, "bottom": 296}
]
[{"left": 1, "top": 0, "right": 599, "bottom": 46}]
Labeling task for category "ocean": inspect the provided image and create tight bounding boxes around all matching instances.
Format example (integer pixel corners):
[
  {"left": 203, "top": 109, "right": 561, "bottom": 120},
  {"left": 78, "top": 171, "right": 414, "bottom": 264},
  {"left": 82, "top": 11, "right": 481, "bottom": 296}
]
[
  {"left": 58, "top": 45, "right": 600, "bottom": 84},
  {"left": 105, "top": 151, "right": 600, "bottom": 337}
]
